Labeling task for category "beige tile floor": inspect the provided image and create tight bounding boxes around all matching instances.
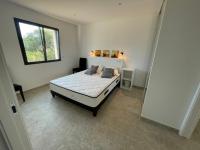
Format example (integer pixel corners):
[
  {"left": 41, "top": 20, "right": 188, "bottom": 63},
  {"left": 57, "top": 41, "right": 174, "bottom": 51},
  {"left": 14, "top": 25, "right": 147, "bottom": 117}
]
[{"left": 17, "top": 85, "right": 200, "bottom": 150}]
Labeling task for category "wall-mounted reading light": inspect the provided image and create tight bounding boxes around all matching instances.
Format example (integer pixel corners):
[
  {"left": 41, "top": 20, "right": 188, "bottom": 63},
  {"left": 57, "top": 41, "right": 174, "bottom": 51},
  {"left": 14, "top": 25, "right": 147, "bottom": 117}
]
[{"left": 118, "top": 51, "right": 124, "bottom": 59}]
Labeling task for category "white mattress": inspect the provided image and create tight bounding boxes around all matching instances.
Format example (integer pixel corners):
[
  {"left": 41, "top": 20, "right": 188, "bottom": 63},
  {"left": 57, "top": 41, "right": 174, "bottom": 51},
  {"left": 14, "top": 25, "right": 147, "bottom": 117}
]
[{"left": 50, "top": 71, "right": 119, "bottom": 98}]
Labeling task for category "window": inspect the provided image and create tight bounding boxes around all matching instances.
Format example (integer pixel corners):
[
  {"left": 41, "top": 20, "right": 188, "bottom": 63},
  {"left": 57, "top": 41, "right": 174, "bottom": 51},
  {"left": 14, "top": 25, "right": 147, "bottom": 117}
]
[{"left": 14, "top": 18, "right": 61, "bottom": 65}]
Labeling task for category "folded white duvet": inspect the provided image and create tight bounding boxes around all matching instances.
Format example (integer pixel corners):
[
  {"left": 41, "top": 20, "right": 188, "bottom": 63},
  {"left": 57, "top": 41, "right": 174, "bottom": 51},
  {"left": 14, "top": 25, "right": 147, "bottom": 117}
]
[{"left": 50, "top": 71, "right": 119, "bottom": 98}]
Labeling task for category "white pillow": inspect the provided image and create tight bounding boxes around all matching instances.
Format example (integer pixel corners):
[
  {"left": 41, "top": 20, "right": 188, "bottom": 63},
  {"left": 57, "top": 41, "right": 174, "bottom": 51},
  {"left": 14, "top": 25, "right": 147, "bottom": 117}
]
[
  {"left": 97, "top": 65, "right": 104, "bottom": 74},
  {"left": 114, "top": 68, "right": 120, "bottom": 76}
]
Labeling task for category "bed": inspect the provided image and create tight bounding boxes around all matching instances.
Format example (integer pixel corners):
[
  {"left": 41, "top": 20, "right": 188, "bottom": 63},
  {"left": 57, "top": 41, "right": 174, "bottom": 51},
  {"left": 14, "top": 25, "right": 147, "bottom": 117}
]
[{"left": 49, "top": 58, "right": 124, "bottom": 116}]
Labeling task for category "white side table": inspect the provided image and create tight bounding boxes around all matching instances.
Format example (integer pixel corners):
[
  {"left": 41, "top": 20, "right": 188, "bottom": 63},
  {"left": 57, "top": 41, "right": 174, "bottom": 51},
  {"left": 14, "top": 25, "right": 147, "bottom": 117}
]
[{"left": 120, "top": 68, "right": 134, "bottom": 90}]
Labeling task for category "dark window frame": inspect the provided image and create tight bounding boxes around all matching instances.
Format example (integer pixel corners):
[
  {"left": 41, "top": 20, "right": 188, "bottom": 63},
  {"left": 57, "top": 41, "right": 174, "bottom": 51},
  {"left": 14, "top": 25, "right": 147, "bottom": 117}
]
[{"left": 14, "top": 18, "right": 61, "bottom": 65}]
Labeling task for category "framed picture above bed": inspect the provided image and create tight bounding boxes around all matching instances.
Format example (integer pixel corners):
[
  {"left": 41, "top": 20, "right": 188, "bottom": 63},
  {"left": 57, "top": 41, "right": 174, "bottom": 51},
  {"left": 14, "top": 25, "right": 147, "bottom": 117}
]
[
  {"left": 102, "top": 50, "right": 110, "bottom": 57},
  {"left": 90, "top": 50, "right": 124, "bottom": 59},
  {"left": 94, "top": 50, "right": 101, "bottom": 57},
  {"left": 111, "top": 50, "right": 119, "bottom": 58}
]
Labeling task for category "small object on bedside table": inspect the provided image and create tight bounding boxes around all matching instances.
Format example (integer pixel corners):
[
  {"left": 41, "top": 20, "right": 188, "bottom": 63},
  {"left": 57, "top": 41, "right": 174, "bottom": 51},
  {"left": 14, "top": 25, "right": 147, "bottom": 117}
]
[
  {"left": 120, "top": 68, "right": 134, "bottom": 90},
  {"left": 13, "top": 84, "right": 25, "bottom": 102}
]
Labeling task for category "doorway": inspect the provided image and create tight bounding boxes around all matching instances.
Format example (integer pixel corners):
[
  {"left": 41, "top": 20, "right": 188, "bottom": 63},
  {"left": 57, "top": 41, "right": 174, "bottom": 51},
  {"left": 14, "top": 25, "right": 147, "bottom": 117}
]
[{"left": 0, "top": 43, "right": 32, "bottom": 150}]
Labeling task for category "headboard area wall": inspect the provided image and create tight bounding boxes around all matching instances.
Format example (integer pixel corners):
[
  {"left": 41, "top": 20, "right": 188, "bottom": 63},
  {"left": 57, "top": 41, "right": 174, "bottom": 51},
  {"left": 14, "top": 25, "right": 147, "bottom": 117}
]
[
  {"left": 79, "top": 15, "right": 159, "bottom": 87},
  {"left": 88, "top": 57, "right": 125, "bottom": 70}
]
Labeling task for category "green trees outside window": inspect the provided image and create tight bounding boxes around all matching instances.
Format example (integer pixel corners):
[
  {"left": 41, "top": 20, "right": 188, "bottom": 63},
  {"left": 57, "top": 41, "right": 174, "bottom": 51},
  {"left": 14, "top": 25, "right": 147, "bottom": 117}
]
[{"left": 14, "top": 18, "right": 60, "bottom": 65}]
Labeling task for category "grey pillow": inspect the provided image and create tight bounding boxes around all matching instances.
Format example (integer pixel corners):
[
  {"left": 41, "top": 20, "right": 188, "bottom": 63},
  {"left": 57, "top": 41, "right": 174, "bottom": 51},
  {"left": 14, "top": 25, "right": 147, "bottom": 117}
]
[
  {"left": 85, "top": 65, "right": 98, "bottom": 75},
  {"left": 101, "top": 68, "right": 114, "bottom": 78}
]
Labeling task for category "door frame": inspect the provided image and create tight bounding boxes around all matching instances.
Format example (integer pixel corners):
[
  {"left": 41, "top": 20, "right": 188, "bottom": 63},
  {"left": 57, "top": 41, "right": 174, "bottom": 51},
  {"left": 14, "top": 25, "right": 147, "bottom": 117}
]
[
  {"left": 0, "top": 43, "right": 32, "bottom": 150},
  {"left": 179, "top": 82, "right": 200, "bottom": 138}
]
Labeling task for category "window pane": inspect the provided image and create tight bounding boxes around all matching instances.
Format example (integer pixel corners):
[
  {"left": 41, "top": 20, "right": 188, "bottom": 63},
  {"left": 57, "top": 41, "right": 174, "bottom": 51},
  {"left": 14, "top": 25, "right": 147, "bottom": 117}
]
[
  {"left": 44, "top": 28, "right": 59, "bottom": 61},
  {"left": 19, "top": 22, "right": 45, "bottom": 62}
]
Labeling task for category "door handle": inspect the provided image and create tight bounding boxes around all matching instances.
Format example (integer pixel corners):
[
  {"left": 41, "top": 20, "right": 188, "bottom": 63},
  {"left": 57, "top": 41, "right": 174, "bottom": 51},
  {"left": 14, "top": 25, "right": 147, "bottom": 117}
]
[{"left": 11, "top": 105, "right": 17, "bottom": 113}]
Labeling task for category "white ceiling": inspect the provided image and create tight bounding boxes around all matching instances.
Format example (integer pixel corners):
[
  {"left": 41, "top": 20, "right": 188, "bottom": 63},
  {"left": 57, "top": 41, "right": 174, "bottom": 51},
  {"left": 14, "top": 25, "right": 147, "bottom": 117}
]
[{"left": 7, "top": 0, "right": 163, "bottom": 25}]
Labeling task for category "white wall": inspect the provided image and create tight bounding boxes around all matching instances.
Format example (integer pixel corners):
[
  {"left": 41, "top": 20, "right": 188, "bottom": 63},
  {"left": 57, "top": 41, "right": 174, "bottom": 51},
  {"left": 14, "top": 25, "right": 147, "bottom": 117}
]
[
  {"left": 0, "top": 0, "right": 79, "bottom": 91},
  {"left": 142, "top": 0, "right": 200, "bottom": 130},
  {"left": 79, "top": 15, "right": 158, "bottom": 87}
]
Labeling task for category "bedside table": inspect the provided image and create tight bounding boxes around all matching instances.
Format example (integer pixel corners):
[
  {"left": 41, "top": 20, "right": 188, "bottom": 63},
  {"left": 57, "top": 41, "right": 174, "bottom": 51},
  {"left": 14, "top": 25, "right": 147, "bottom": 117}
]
[{"left": 120, "top": 68, "right": 134, "bottom": 90}]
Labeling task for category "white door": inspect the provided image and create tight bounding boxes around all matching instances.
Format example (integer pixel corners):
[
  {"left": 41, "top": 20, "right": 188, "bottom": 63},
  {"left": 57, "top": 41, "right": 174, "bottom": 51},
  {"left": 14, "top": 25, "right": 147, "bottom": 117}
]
[{"left": 0, "top": 43, "right": 32, "bottom": 150}]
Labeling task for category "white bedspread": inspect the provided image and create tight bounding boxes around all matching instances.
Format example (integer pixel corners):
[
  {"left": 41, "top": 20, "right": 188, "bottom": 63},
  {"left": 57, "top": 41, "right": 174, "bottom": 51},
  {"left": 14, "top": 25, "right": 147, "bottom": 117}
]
[{"left": 50, "top": 71, "right": 119, "bottom": 98}]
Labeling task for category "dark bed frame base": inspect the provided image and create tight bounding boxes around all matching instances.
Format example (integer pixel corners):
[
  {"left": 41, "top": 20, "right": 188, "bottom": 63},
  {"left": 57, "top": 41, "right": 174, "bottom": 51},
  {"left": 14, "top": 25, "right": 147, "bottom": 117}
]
[{"left": 50, "top": 83, "right": 120, "bottom": 117}]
